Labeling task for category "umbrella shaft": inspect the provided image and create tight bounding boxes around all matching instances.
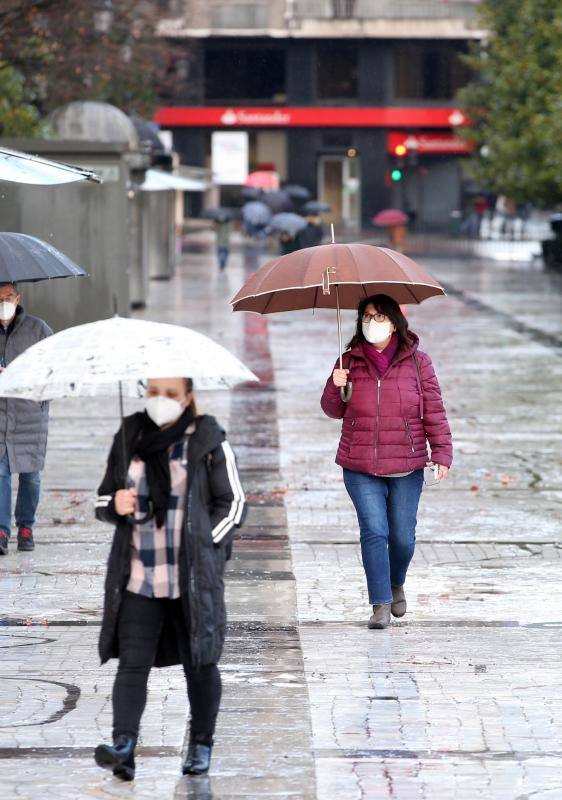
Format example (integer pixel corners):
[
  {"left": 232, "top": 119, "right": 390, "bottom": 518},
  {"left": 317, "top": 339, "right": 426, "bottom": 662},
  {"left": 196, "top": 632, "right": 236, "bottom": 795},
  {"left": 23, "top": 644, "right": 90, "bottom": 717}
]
[{"left": 336, "top": 286, "right": 343, "bottom": 369}]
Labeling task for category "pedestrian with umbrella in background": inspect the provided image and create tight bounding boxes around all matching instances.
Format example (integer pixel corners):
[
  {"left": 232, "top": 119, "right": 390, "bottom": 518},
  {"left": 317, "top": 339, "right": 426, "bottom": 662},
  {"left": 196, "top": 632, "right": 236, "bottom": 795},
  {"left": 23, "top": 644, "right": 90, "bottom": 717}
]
[
  {"left": 0, "top": 316, "right": 256, "bottom": 780},
  {"left": 0, "top": 233, "right": 86, "bottom": 555},
  {"left": 372, "top": 209, "right": 409, "bottom": 252},
  {"left": 231, "top": 240, "right": 452, "bottom": 630},
  {"left": 202, "top": 208, "right": 234, "bottom": 271}
]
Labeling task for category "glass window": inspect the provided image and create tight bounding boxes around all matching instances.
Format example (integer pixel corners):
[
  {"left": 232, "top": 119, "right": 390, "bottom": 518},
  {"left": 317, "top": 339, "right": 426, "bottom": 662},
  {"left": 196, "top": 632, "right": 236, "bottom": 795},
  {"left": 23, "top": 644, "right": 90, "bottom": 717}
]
[
  {"left": 205, "top": 48, "right": 286, "bottom": 101},
  {"left": 317, "top": 44, "right": 358, "bottom": 99},
  {"left": 395, "top": 43, "right": 470, "bottom": 100}
]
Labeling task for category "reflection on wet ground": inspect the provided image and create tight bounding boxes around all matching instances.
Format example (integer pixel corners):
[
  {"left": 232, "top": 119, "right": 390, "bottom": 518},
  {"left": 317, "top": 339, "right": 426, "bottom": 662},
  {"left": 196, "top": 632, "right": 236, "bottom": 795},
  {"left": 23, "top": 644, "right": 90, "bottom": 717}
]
[{"left": 0, "top": 233, "right": 561, "bottom": 798}]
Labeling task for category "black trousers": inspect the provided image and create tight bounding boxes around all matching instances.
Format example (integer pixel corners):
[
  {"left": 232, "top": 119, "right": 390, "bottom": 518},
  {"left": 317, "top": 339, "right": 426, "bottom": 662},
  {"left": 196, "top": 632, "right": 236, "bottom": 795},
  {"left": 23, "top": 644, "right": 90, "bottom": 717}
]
[{"left": 112, "top": 591, "right": 221, "bottom": 746}]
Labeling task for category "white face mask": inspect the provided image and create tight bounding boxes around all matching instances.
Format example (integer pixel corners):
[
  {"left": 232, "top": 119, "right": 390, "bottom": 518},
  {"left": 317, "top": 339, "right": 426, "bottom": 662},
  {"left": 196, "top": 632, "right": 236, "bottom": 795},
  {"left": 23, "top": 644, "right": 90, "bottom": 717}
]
[
  {"left": 145, "top": 395, "right": 185, "bottom": 427},
  {"left": 0, "top": 301, "right": 17, "bottom": 321},
  {"left": 362, "top": 319, "right": 394, "bottom": 344}
]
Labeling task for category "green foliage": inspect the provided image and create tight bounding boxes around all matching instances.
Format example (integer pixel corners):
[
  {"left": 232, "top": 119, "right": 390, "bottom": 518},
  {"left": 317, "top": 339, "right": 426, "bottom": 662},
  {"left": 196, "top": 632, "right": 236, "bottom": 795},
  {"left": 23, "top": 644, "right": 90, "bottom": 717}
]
[
  {"left": 0, "top": 62, "right": 45, "bottom": 136},
  {"left": 457, "top": 0, "right": 562, "bottom": 206},
  {"left": 0, "top": 1, "right": 177, "bottom": 125}
]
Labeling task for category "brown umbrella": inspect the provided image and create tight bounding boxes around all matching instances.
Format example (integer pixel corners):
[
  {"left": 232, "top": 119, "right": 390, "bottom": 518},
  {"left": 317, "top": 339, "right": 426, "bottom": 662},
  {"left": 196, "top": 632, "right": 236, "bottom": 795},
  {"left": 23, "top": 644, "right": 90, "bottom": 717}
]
[{"left": 231, "top": 241, "right": 445, "bottom": 400}]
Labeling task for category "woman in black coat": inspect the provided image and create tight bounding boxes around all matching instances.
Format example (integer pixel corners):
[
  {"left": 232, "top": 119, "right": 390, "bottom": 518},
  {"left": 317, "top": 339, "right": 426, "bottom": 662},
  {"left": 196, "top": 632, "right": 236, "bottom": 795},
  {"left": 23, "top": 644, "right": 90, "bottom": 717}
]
[{"left": 94, "top": 376, "right": 245, "bottom": 781}]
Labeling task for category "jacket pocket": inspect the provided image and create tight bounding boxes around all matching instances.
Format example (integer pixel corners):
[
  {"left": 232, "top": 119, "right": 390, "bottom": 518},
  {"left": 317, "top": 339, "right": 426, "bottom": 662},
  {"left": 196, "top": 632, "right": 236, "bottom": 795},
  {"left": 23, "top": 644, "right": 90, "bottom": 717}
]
[{"left": 404, "top": 419, "right": 415, "bottom": 453}]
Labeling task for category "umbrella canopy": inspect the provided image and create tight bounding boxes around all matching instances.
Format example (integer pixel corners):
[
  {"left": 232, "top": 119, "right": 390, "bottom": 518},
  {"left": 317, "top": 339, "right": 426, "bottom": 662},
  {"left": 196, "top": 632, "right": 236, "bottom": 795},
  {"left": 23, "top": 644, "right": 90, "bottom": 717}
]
[
  {"left": 283, "top": 184, "right": 311, "bottom": 201},
  {"left": 240, "top": 186, "right": 264, "bottom": 201},
  {"left": 269, "top": 213, "right": 307, "bottom": 237},
  {"left": 372, "top": 208, "right": 409, "bottom": 227},
  {"left": 202, "top": 207, "right": 236, "bottom": 221},
  {"left": 140, "top": 170, "right": 207, "bottom": 192},
  {"left": 262, "top": 189, "right": 293, "bottom": 214},
  {"left": 242, "top": 201, "right": 272, "bottom": 226},
  {"left": 0, "top": 233, "right": 87, "bottom": 283},
  {"left": 0, "top": 316, "right": 258, "bottom": 402},
  {"left": 231, "top": 243, "right": 445, "bottom": 314},
  {"left": 302, "top": 200, "right": 331, "bottom": 215},
  {"left": 244, "top": 171, "right": 279, "bottom": 190},
  {"left": 0, "top": 146, "right": 101, "bottom": 185}
]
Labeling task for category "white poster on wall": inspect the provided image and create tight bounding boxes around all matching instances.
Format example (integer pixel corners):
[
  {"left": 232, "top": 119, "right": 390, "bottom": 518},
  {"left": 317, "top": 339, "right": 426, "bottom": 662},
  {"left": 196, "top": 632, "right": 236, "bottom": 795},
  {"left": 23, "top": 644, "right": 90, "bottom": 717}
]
[{"left": 211, "top": 131, "right": 249, "bottom": 185}]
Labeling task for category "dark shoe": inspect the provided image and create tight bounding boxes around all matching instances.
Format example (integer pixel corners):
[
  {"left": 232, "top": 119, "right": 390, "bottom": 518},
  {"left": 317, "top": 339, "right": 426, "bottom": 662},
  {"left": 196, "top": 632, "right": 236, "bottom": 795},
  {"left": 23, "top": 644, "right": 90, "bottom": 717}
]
[
  {"left": 368, "top": 603, "right": 391, "bottom": 629},
  {"left": 95, "top": 734, "right": 136, "bottom": 781},
  {"left": 0, "top": 531, "right": 8, "bottom": 555},
  {"left": 182, "top": 741, "right": 212, "bottom": 775},
  {"left": 17, "top": 527, "right": 34, "bottom": 552},
  {"left": 391, "top": 585, "right": 407, "bottom": 618}
]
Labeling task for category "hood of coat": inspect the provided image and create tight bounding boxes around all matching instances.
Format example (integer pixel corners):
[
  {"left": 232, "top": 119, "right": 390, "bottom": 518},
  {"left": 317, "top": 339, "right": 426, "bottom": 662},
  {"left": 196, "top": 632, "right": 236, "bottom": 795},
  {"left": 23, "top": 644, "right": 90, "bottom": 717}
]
[{"left": 348, "top": 330, "right": 419, "bottom": 366}]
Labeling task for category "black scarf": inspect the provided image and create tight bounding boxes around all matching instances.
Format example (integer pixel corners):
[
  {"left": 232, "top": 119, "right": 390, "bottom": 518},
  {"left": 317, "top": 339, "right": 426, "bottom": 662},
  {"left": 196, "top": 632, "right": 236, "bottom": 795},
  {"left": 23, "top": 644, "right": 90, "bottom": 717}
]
[{"left": 134, "top": 405, "right": 195, "bottom": 527}]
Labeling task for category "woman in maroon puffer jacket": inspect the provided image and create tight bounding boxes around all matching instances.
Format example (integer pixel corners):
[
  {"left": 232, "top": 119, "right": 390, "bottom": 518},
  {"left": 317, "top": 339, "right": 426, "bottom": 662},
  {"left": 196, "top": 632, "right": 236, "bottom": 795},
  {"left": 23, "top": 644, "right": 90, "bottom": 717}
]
[{"left": 321, "top": 294, "right": 452, "bottom": 630}]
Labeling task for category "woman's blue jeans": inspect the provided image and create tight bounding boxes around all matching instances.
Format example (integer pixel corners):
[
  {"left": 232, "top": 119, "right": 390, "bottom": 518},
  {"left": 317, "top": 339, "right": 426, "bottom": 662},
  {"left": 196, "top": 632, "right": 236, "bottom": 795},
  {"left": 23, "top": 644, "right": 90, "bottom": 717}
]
[
  {"left": 0, "top": 450, "right": 41, "bottom": 537},
  {"left": 343, "top": 468, "right": 424, "bottom": 605}
]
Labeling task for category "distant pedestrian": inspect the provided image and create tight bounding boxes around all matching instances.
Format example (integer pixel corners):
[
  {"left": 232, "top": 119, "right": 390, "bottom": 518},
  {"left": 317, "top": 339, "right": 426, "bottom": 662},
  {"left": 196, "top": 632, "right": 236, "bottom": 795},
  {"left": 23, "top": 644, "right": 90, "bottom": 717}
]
[
  {"left": 0, "top": 282, "right": 52, "bottom": 555},
  {"left": 296, "top": 215, "right": 324, "bottom": 249},
  {"left": 279, "top": 231, "right": 300, "bottom": 255},
  {"left": 94, "top": 377, "right": 245, "bottom": 780},
  {"left": 321, "top": 294, "right": 452, "bottom": 629},
  {"left": 215, "top": 216, "right": 232, "bottom": 270}
]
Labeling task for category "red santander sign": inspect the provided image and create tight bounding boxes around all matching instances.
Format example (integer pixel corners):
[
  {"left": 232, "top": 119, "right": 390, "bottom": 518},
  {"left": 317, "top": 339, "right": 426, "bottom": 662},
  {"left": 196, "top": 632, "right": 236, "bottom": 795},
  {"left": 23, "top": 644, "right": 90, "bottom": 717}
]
[
  {"left": 388, "top": 131, "right": 473, "bottom": 154},
  {"left": 154, "top": 106, "right": 469, "bottom": 129}
]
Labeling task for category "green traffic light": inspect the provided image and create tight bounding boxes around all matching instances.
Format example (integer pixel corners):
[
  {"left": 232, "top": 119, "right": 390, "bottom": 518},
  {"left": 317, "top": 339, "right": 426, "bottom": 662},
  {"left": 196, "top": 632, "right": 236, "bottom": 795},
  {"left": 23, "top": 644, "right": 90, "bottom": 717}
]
[{"left": 391, "top": 168, "right": 403, "bottom": 181}]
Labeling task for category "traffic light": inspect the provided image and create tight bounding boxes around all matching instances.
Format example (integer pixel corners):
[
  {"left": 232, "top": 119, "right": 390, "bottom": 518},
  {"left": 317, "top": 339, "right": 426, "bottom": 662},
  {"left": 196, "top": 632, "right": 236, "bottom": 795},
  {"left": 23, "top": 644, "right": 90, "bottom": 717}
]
[
  {"left": 394, "top": 144, "right": 407, "bottom": 158},
  {"left": 391, "top": 168, "right": 403, "bottom": 182}
]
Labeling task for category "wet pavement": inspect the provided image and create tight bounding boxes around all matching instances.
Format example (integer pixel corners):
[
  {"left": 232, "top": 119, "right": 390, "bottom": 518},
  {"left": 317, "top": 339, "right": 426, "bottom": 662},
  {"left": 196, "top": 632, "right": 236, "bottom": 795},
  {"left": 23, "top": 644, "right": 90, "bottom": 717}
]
[{"left": 0, "top": 234, "right": 561, "bottom": 799}]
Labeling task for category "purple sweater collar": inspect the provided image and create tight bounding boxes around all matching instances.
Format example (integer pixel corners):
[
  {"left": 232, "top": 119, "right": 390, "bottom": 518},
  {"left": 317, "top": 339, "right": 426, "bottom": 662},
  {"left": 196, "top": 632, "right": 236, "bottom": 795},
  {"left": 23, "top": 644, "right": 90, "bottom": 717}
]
[{"left": 361, "top": 334, "right": 399, "bottom": 377}]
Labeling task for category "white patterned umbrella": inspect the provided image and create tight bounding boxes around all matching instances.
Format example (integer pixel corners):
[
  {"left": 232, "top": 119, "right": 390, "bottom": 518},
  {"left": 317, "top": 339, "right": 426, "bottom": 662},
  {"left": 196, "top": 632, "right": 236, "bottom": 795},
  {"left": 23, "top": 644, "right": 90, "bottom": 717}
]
[{"left": 0, "top": 316, "right": 258, "bottom": 401}]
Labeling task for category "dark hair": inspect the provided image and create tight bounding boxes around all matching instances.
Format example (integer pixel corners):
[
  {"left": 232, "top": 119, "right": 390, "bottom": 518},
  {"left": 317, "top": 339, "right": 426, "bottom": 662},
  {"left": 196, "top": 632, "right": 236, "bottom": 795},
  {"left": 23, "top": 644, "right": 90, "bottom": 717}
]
[
  {"left": 346, "top": 294, "right": 410, "bottom": 351},
  {"left": 0, "top": 282, "right": 18, "bottom": 292},
  {"left": 184, "top": 377, "right": 198, "bottom": 416}
]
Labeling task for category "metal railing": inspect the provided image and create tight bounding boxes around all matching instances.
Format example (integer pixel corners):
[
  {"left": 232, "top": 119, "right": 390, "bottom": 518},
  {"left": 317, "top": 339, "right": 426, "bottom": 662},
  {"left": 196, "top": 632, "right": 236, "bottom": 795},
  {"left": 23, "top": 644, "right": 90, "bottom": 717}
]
[{"left": 296, "top": 0, "right": 480, "bottom": 20}]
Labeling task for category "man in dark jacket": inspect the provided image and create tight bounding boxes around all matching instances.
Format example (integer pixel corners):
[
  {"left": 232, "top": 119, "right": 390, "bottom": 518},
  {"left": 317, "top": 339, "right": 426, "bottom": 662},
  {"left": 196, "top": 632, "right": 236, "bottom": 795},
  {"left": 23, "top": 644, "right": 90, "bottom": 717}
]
[
  {"left": 296, "top": 214, "right": 324, "bottom": 250},
  {"left": 0, "top": 282, "right": 52, "bottom": 554}
]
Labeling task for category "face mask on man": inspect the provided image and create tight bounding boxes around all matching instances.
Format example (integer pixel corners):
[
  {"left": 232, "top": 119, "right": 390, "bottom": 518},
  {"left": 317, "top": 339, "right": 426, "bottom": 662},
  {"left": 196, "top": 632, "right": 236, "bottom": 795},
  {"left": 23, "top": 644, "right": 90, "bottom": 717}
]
[
  {"left": 0, "top": 301, "right": 17, "bottom": 321},
  {"left": 145, "top": 395, "right": 186, "bottom": 427},
  {"left": 362, "top": 319, "right": 394, "bottom": 344}
]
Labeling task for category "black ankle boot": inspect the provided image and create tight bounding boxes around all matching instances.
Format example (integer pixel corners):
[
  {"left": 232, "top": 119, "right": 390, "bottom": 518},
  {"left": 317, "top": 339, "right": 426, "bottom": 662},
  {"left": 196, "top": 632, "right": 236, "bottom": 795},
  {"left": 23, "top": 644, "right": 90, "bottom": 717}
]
[
  {"left": 182, "top": 741, "right": 213, "bottom": 775},
  {"left": 95, "top": 734, "right": 136, "bottom": 781}
]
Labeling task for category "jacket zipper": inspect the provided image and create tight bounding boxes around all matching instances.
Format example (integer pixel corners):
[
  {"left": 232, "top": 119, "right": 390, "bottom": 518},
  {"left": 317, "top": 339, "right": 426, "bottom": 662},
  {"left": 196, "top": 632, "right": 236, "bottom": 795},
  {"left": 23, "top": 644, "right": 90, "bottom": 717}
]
[
  {"left": 374, "top": 378, "right": 381, "bottom": 469},
  {"left": 185, "top": 482, "right": 201, "bottom": 670}
]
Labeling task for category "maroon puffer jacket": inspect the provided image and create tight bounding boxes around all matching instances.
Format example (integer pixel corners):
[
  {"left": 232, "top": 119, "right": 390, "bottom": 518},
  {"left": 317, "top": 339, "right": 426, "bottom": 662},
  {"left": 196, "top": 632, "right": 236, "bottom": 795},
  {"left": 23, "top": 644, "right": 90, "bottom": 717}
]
[{"left": 321, "top": 332, "right": 452, "bottom": 475}]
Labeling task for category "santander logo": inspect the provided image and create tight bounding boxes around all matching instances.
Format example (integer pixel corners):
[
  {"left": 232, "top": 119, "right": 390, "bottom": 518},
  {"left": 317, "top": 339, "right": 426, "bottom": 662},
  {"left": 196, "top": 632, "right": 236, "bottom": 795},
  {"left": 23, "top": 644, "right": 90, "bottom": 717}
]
[
  {"left": 448, "top": 109, "right": 466, "bottom": 126},
  {"left": 220, "top": 108, "right": 238, "bottom": 125},
  {"left": 219, "top": 107, "right": 292, "bottom": 126}
]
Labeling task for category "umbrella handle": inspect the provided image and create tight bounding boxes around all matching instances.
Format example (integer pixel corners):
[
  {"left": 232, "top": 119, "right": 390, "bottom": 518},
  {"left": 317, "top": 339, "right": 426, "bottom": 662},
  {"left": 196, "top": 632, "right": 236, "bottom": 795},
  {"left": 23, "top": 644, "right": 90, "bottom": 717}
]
[
  {"left": 125, "top": 500, "right": 154, "bottom": 527},
  {"left": 340, "top": 382, "right": 353, "bottom": 403}
]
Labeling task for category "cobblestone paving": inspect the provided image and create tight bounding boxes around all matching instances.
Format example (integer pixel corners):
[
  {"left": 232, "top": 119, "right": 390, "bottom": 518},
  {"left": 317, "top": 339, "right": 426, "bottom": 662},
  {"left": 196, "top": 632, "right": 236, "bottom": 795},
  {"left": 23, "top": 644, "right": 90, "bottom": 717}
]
[
  {"left": 271, "top": 251, "right": 562, "bottom": 799},
  {"left": 0, "top": 238, "right": 561, "bottom": 799}
]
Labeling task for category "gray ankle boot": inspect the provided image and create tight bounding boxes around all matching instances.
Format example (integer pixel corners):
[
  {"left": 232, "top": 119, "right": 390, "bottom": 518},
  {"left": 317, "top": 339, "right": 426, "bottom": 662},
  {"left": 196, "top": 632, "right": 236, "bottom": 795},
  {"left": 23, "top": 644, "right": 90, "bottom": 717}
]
[
  {"left": 391, "top": 585, "right": 407, "bottom": 618},
  {"left": 368, "top": 603, "right": 391, "bottom": 629}
]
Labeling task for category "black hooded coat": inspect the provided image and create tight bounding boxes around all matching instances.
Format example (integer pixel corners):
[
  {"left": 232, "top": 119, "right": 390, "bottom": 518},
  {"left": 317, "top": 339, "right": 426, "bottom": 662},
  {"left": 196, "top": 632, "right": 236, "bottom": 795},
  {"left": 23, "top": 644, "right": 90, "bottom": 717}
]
[{"left": 95, "top": 413, "right": 245, "bottom": 669}]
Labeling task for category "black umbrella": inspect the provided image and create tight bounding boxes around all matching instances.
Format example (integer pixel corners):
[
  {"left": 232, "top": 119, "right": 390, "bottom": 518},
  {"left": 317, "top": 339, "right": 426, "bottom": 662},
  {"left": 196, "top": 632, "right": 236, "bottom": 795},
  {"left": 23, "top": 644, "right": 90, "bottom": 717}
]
[
  {"left": 263, "top": 190, "right": 294, "bottom": 214},
  {"left": 202, "top": 207, "right": 236, "bottom": 221},
  {"left": 241, "top": 186, "right": 264, "bottom": 201},
  {"left": 0, "top": 233, "right": 88, "bottom": 283},
  {"left": 302, "top": 200, "right": 331, "bottom": 215},
  {"left": 283, "top": 184, "right": 311, "bottom": 201}
]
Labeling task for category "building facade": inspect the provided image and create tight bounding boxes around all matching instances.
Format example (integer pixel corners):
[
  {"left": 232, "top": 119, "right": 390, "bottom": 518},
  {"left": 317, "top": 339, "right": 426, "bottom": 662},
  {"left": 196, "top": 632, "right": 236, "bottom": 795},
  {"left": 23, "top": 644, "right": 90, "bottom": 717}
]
[{"left": 155, "top": 1, "right": 483, "bottom": 230}]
